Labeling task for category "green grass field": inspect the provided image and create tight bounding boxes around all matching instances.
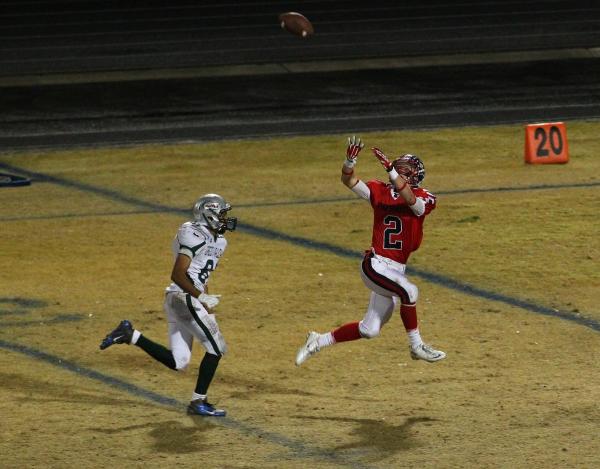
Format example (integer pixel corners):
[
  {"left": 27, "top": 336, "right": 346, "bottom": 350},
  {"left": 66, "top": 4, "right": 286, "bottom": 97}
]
[{"left": 1, "top": 121, "right": 599, "bottom": 468}]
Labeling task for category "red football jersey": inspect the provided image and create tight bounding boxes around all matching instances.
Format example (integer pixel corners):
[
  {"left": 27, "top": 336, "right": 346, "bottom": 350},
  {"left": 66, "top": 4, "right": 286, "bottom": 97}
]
[{"left": 367, "top": 180, "right": 436, "bottom": 264}]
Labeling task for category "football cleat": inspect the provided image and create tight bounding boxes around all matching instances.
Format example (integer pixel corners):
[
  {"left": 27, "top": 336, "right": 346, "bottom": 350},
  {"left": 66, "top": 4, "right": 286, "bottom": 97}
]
[
  {"left": 410, "top": 343, "right": 446, "bottom": 362},
  {"left": 295, "top": 331, "right": 320, "bottom": 366},
  {"left": 99, "top": 320, "right": 133, "bottom": 350},
  {"left": 187, "top": 399, "right": 227, "bottom": 417}
]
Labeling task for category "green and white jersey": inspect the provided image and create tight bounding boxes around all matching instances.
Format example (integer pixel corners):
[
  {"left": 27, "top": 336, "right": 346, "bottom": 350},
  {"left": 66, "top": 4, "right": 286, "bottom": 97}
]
[{"left": 165, "top": 221, "right": 227, "bottom": 294}]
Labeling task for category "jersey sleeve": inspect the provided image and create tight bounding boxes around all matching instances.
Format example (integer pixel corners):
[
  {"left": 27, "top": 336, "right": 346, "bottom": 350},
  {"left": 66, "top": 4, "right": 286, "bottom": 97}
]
[
  {"left": 414, "top": 188, "right": 437, "bottom": 215},
  {"left": 176, "top": 225, "right": 208, "bottom": 259}
]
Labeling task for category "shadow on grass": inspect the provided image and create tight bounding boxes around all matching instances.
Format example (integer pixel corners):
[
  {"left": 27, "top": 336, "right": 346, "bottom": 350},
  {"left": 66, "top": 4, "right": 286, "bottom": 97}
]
[
  {"left": 294, "top": 414, "right": 438, "bottom": 460},
  {"left": 92, "top": 417, "right": 217, "bottom": 454}
]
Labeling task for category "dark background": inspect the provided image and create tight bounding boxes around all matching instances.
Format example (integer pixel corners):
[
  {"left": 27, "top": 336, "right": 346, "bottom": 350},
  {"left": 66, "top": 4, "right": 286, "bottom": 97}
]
[{"left": 1, "top": 0, "right": 599, "bottom": 150}]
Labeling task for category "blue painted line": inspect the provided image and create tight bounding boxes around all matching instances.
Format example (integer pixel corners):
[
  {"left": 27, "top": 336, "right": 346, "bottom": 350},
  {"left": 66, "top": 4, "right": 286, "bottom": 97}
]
[
  {"left": 2, "top": 178, "right": 599, "bottom": 223},
  {"left": 409, "top": 267, "right": 600, "bottom": 332},
  {"left": 0, "top": 297, "right": 47, "bottom": 308},
  {"left": 240, "top": 222, "right": 359, "bottom": 258},
  {"left": 0, "top": 338, "right": 181, "bottom": 407},
  {"left": 0, "top": 338, "right": 374, "bottom": 469},
  {"left": 235, "top": 181, "right": 600, "bottom": 206},
  {"left": 1, "top": 160, "right": 597, "bottom": 333},
  {"left": 437, "top": 181, "right": 600, "bottom": 195},
  {"left": 1, "top": 208, "right": 174, "bottom": 222},
  {"left": 0, "top": 314, "right": 84, "bottom": 328},
  {"left": 0, "top": 297, "right": 46, "bottom": 315},
  {"left": 238, "top": 224, "right": 600, "bottom": 331},
  {"left": 0, "top": 162, "right": 175, "bottom": 213},
  {"left": 0, "top": 310, "right": 29, "bottom": 317},
  {"left": 1, "top": 160, "right": 598, "bottom": 214}
]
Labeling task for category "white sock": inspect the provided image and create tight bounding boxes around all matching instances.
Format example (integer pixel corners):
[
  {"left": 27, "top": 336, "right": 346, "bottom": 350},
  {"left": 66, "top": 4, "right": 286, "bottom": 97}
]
[
  {"left": 317, "top": 332, "right": 335, "bottom": 348},
  {"left": 407, "top": 329, "right": 423, "bottom": 349},
  {"left": 131, "top": 330, "right": 141, "bottom": 345},
  {"left": 191, "top": 392, "right": 206, "bottom": 402}
]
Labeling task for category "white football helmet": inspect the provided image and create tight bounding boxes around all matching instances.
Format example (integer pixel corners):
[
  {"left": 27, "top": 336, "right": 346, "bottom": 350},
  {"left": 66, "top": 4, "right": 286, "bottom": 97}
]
[{"left": 192, "top": 194, "right": 237, "bottom": 233}]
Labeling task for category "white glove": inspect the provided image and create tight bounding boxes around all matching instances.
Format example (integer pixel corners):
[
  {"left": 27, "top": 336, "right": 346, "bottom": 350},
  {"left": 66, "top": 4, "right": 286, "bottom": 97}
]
[
  {"left": 198, "top": 293, "right": 221, "bottom": 309},
  {"left": 345, "top": 135, "right": 364, "bottom": 169}
]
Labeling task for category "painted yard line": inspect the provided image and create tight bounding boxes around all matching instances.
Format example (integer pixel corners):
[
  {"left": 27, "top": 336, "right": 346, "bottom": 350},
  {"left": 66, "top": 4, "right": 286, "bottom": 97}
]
[
  {"left": 2, "top": 175, "right": 599, "bottom": 222},
  {"left": 410, "top": 267, "right": 600, "bottom": 331},
  {"left": 0, "top": 166, "right": 598, "bottom": 224},
  {"left": 1, "top": 161, "right": 598, "bottom": 332},
  {"left": 0, "top": 338, "right": 374, "bottom": 469},
  {"left": 1, "top": 208, "right": 175, "bottom": 222},
  {"left": 232, "top": 181, "right": 600, "bottom": 207},
  {"left": 1, "top": 160, "right": 599, "bottom": 207},
  {"left": 438, "top": 181, "right": 600, "bottom": 195},
  {"left": 0, "top": 162, "right": 175, "bottom": 212},
  {"left": 0, "top": 314, "right": 83, "bottom": 327},
  {"left": 238, "top": 224, "right": 600, "bottom": 332}
]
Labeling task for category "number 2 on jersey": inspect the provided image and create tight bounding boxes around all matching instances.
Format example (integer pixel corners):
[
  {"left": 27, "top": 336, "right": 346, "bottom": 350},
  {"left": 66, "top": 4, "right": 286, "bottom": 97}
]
[{"left": 383, "top": 215, "right": 403, "bottom": 249}]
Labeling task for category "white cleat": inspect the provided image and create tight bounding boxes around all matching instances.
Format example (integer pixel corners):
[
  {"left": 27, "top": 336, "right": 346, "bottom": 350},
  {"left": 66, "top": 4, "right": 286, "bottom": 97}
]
[
  {"left": 410, "top": 343, "right": 446, "bottom": 362},
  {"left": 295, "top": 331, "right": 320, "bottom": 366}
]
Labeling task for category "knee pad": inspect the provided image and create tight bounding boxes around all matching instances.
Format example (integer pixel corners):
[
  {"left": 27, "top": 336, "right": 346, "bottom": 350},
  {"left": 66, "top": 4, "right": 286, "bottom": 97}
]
[
  {"left": 173, "top": 351, "right": 192, "bottom": 371},
  {"left": 358, "top": 320, "right": 380, "bottom": 339},
  {"left": 405, "top": 283, "right": 419, "bottom": 304}
]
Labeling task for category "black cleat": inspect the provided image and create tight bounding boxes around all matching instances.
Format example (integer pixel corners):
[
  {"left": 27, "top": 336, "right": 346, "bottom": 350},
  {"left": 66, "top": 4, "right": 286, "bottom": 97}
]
[
  {"left": 187, "top": 399, "right": 227, "bottom": 417},
  {"left": 99, "top": 320, "right": 133, "bottom": 350}
]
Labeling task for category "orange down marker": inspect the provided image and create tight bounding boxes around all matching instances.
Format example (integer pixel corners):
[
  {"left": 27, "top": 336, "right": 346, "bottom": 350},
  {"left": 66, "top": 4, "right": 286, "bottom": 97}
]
[{"left": 524, "top": 122, "right": 569, "bottom": 164}]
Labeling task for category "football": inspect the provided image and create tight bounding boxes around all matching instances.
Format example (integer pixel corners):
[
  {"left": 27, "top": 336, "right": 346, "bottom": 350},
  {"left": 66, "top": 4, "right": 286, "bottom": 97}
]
[{"left": 278, "top": 11, "right": 314, "bottom": 38}]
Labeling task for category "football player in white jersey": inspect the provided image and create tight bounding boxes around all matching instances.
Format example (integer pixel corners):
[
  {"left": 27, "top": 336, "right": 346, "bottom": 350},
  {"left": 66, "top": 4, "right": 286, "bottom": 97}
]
[{"left": 100, "top": 194, "right": 237, "bottom": 417}]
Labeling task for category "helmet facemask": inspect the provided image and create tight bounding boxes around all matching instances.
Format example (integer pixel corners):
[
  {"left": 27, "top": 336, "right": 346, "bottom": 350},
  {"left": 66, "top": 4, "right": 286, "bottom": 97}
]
[
  {"left": 192, "top": 194, "right": 237, "bottom": 234},
  {"left": 392, "top": 154, "right": 425, "bottom": 187},
  {"left": 216, "top": 206, "right": 237, "bottom": 233}
]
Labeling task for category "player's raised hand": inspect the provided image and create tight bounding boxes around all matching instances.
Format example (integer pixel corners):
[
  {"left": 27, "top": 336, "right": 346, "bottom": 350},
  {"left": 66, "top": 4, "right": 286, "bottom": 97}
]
[
  {"left": 345, "top": 135, "right": 364, "bottom": 168},
  {"left": 372, "top": 147, "right": 394, "bottom": 172}
]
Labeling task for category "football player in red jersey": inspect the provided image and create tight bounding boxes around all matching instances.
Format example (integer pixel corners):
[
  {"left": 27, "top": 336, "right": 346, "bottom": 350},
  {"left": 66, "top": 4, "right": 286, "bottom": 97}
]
[{"left": 295, "top": 136, "right": 446, "bottom": 366}]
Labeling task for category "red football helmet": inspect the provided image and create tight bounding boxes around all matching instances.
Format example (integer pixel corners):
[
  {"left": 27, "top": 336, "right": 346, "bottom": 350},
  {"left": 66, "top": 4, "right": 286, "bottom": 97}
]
[{"left": 392, "top": 154, "right": 425, "bottom": 187}]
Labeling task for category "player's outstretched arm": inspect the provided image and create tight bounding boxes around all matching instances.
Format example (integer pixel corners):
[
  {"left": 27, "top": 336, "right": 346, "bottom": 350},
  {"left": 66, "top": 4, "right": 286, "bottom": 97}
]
[
  {"left": 371, "top": 147, "right": 417, "bottom": 205},
  {"left": 341, "top": 135, "right": 364, "bottom": 188}
]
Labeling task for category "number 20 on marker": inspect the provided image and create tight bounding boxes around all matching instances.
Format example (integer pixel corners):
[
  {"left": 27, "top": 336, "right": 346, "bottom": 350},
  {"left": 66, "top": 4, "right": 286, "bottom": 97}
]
[{"left": 524, "top": 122, "right": 569, "bottom": 164}]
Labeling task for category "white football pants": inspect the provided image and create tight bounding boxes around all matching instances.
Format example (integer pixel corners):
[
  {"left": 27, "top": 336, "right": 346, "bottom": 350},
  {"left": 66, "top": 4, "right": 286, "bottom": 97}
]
[
  {"left": 358, "top": 251, "right": 419, "bottom": 338},
  {"left": 163, "top": 291, "right": 227, "bottom": 370}
]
